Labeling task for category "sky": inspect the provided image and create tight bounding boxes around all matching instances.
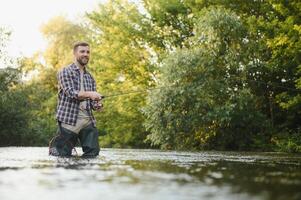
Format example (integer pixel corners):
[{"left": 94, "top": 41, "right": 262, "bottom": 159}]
[{"left": 0, "top": 0, "right": 106, "bottom": 58}]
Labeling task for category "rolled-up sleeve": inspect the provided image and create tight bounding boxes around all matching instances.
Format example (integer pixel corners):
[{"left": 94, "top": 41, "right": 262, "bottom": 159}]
[{"left": 58, "top": 68, "right": 79, "bottom": 100}]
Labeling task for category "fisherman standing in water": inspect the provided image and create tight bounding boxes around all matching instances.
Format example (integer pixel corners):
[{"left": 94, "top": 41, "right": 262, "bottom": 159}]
[{"left": 49, "top": 41, "right": 103, "bottom": 157}]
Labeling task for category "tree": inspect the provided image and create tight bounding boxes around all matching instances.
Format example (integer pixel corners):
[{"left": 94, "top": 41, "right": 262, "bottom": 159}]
[
  {"left": 143, "top": 0, "right": 194, "bottom": 50},
  {"left": 143, "top": 8, "right": 269, "bottom": 150},
  {"left": 143, "top": 0, "right": 301, "bottom": 151},
  {"left": 87, "top": 0, "right": 156, "bottom": 148},
  {"left": 0, "top": 29, "right": 32, "bottom": 146}
]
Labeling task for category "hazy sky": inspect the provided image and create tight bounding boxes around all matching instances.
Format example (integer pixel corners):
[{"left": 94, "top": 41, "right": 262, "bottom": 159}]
[{"left": 0, "top": 0, "right": 106, "bottom": 57}]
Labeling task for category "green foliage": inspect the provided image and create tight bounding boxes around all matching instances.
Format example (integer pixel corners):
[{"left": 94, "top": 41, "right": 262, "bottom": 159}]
[
  {"left": 0, "top": 29, "right": 31, "bottom": 146},
  {"left": 272, "top": 129, "right": 301, "bottom": 153},
  {"left": 87, "top": 0, "right": 155, "bottom": 148},
  {"left": 0, "top": 67, "right": 56, "bottom": 146},
  {"left": 182, "top": 0, "right": 301, "bottom": 151},
  {"left": 143, "top": 8, "right": 269, "bottom": 150},
  {"left": 143, "top": 0, "right": 194, "bottom": 49},
  {"left": 0, "top": 68, "right": 31, "bottom": 146},
  {"left": 23, "top": 82, "right": 57, "bottom": 146}
]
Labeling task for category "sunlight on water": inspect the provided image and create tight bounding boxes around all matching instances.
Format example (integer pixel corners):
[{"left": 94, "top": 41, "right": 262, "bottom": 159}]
[{"left": 0, "top": 147, "right": 301, "bottom": 200}]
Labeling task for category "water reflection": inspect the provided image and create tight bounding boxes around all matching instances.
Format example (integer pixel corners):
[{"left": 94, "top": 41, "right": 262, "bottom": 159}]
[
  {"left": 0, "top": 147, "right": 300, "bottom": 200},
  {"left": 123, "top": 159, "right": 301, "bottom": 200}
]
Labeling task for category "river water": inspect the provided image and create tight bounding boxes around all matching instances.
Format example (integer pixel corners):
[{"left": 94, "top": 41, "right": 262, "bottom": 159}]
[{"left": 0, "top": 147, "right": 300, "bottom": 200}]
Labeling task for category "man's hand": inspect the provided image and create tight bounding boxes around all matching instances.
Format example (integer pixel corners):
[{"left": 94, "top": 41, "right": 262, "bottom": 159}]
[
  {"left": 93, "top": 101, "right": 103, "bottom": 111},
  {"left": 89, "top": 91, "right": 103, "bottom": 101}
]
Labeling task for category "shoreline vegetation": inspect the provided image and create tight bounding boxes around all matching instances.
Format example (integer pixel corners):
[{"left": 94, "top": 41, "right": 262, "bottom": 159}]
[{"left": 0, "top": 0, "right": 300, "bottom": 153}]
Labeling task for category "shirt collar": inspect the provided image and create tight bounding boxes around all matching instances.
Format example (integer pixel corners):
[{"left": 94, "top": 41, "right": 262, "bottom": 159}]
[{"left": 71, "top": 63, "right": 88, "bottom": 73}]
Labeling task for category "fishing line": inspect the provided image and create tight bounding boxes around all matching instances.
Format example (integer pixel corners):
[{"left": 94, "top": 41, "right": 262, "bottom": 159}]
[{"left": 101, "top": 78, "right": 300, "bottom": 100}]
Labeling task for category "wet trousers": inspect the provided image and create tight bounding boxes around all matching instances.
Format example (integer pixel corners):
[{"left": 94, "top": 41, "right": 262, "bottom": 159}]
[{"left": 49, "top": 122, "right": 100, "bottom": 157}]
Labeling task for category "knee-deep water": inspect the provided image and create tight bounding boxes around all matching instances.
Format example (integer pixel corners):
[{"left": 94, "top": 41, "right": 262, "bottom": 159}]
[{"left": 0, "top": 147, "right": 300, "bottom": 200}]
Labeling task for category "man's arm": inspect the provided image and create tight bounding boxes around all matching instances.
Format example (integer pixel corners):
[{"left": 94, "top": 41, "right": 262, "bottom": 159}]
[
  {"left": 58, "top": 68, "right": 79, "bottom": 99},
  {"left": 58, "top": 68, "right": 102, "bottom": 101},
  {"left": 78, "top": 91, "right": 102, "bottom": 101}
]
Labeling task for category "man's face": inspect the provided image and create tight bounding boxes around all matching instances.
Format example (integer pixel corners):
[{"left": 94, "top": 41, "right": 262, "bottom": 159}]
[{"left": 74, "top": 45, "right": 90, "bottom": 66}]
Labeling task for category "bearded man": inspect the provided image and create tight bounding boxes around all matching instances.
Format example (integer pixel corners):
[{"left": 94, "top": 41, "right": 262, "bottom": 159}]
[{"left": 50, "top": 41, "right": 103, "bottom": 157}]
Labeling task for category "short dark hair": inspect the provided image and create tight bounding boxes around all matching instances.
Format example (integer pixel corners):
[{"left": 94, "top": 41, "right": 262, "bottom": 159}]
[{"left": 73, "top": 41, "right": 89, "bottom": 52}]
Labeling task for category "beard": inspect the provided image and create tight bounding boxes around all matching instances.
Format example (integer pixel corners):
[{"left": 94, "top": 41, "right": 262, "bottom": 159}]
[{"left": 77, "top": 57, "right": 89, "bottom": 66}]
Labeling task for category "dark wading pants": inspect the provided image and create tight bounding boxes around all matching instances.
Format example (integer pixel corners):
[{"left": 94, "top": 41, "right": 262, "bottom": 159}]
[{"left": 49, "top": 123, "right": 100, "bottom": 157}]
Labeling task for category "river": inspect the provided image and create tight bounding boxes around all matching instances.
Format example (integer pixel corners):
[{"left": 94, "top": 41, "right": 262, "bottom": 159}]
[{"left": 0, "top": 147, "right": 300, "bottom": 200}]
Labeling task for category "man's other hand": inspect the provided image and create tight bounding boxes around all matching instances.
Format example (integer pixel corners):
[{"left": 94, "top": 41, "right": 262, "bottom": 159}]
[{"left": 93, "top": 101, "right": 103, "bottom": 111}]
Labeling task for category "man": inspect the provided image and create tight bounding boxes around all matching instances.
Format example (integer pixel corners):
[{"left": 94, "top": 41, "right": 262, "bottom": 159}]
[{"left": 49, "top": 41, "right": 103, "bottom": 157}]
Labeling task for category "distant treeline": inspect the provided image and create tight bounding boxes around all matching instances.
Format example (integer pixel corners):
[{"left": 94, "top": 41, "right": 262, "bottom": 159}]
[{"left": 0, "top": 0, "right": 300, "bottom": 152}]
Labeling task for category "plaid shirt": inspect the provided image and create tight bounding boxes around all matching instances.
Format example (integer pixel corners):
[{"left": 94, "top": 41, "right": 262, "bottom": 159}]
[{"left": 56, "top": 63, "right": 98, "bottom": 126}]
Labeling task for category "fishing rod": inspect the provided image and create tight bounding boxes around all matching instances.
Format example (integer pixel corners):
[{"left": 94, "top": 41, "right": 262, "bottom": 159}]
[
  {"left": 100, "top": 78, "right": 301, "bottom": 100},
  {"left": 101, "top": 85, "right": 168, "bottom": 99}
]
